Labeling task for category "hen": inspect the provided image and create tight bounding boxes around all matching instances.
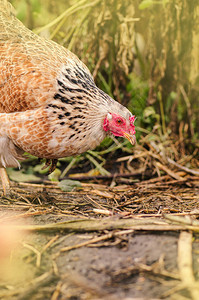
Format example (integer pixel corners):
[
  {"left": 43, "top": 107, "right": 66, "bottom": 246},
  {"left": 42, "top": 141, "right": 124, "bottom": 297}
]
[{"left": 0, "top": 0, "right": 136, "bottom": 194}]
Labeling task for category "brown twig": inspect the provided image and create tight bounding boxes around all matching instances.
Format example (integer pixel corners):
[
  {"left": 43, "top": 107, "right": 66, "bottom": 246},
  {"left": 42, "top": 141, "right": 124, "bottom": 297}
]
[
  {"left": 57, "top": 229, "right": 134, "bottom": 253},
  {"left": 63, "top": 167, "right": 146, "bottom": 181},
  {"left": 167, "top": 157, "right": 199, "bottom": 176},
  {"left": 177, "top": 231, "right": 199, "bottom": 300}
]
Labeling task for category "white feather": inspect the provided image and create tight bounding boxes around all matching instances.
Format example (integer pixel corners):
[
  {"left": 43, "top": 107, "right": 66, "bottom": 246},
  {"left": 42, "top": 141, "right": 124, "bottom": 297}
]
[{"left": 107, "top": 113, "right": 112, "bottom": 120}]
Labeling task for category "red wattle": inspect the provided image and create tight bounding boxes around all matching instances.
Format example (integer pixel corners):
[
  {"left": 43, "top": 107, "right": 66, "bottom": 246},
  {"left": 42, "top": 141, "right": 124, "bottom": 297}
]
[{"left": 103, "top": 117, "right": 109, "bottom": 132}]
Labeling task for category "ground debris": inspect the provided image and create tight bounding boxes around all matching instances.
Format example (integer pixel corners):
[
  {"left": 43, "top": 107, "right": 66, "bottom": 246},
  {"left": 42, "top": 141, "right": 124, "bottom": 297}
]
[{"left": 0, "top": 176, "right": 199, "bottom": 299}]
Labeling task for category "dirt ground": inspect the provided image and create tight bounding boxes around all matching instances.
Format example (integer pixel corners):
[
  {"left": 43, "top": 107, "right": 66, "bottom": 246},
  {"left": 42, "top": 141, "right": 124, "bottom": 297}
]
[{"left": 0, "top": 177, "right": 199, "bottom": 300}]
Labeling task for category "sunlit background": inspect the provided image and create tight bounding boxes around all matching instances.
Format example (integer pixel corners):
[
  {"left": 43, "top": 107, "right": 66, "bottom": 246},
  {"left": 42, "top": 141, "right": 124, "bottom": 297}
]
[
  {"left": 6, "top": 0, "right": 198, "bottom": 181},
  {"left": 11, "top": 0, "right": 199, "bottom": 140}
]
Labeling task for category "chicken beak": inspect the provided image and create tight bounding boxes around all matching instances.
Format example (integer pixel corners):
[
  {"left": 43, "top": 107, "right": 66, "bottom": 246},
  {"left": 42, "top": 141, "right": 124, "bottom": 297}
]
[{"left": 123, "top": 132, "right": 136, "bottom": 145}]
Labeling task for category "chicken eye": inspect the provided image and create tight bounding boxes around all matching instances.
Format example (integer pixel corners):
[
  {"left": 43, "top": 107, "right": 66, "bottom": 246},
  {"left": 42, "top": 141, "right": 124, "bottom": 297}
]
[{"left": 116, "top": 119, "right": 122, "bottom": 125}]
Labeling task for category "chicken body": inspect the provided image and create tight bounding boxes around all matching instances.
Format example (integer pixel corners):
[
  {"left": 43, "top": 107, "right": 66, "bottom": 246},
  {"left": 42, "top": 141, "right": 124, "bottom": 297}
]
[{"left": 0, "top": 0, "right": 135, "bottom": 175}]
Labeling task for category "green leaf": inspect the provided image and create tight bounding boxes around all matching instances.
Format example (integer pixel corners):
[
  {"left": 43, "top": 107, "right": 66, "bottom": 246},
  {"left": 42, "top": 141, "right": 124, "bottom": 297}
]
[
  {"left": 58, "top": 179, "right": 82, "bottom": 192},
  {"left": 139, "top": 0, "right": 155, "bottom": 10},
  {"left": 7, "top": 169, "right": 40, "bottom": 182},
  {"left": 48, "top": 169, "right": 61, "bottom": 181},
  {"left": 33, "top": 163, "right": 49, "bottom": 174}
]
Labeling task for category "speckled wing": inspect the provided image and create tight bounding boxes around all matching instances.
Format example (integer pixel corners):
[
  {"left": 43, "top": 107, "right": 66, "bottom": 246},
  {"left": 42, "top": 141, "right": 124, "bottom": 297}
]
[
  {"left": 0, "top": 0, "right": 95, "bottom": 164},
  {"left": 0, "top": 0, "right": 114, "bottom": 166},
  {"left": 0, "top": 0, "right": 89, "bottom": 113}
]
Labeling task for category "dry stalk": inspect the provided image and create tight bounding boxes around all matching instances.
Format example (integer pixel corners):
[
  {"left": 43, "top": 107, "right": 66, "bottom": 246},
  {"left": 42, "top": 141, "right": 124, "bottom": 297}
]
[{"left": 177, "top": 231, "right": 199, "bottom": 300}]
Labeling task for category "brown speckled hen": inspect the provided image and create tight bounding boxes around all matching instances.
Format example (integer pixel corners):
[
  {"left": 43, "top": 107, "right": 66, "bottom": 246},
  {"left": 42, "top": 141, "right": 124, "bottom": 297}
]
[{"left": 0, "top": 0, "right": 136, "bottom": 194}]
